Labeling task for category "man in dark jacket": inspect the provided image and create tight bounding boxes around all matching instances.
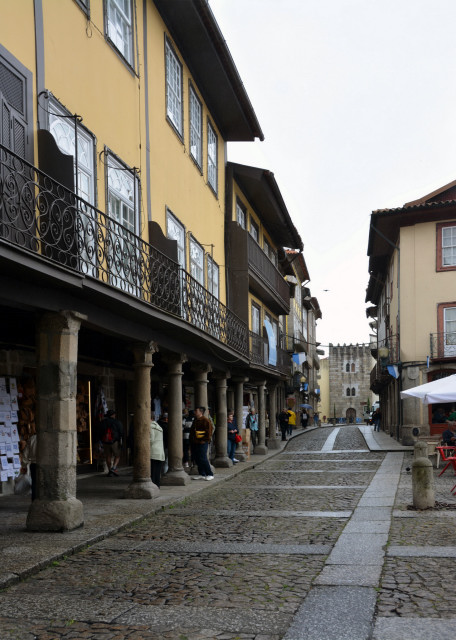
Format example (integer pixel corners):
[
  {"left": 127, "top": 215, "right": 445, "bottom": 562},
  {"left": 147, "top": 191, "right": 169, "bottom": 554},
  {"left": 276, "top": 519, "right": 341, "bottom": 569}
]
[
  {"left": 278, "top": 408, "right": 289, "bottom": 441},
  {"left": 100, "top": 409, "right": 124, "bottom": 476}
]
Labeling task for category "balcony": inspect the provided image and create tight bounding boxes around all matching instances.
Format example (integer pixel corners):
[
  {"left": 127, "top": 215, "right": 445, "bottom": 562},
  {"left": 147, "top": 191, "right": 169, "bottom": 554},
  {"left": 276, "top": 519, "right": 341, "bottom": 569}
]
[
  {"left": 430, "top": 332, "right": 456, "bottom": 361},
  {"left": 370, "top": 336, "right": 400, "bottom": 392},
  {"left": 249, "top": 331, "right": 290, "bottom": 375},
  {"left": 0, "top": 143, "right": 248, "bottom": 358}
]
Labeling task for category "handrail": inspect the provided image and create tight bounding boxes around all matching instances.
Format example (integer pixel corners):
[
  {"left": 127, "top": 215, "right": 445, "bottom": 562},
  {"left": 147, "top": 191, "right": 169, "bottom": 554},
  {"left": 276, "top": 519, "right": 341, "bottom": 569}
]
[{"left": 0, "top": 143, "right": 248, "bottom": 357}]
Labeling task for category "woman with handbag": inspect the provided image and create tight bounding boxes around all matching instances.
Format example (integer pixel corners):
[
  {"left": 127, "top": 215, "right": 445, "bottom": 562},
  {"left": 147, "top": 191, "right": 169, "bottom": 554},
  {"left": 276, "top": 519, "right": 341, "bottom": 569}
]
[
  {"left": 227, "top": 411, "right": 240, "bottom": 464},
  {"left": 190, "top": 406, "right": 214, "bottom": 481}
]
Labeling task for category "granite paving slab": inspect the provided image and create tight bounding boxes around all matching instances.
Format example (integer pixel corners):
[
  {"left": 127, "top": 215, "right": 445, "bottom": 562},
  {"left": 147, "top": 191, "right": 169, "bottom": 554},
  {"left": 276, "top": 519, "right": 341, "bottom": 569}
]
[
  {"left": 373, "top": 617, "right": 456, "bottom": 640},
  {"left": 314, "top": 564, "right": 382, "bottom": 587},
  {"left": 387, "top": 545, "right": 456, "bottom": 558},
  {"left": 283, "top": 586, "right": 377, "bottom": 640},
  {"left": 326, "top": 532, "right": 388, "bottom": 565}
]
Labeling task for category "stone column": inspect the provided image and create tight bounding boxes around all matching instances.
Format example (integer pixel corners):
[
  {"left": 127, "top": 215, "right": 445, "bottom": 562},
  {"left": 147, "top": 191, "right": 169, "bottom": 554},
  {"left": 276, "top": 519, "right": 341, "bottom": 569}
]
[
  {"left": 193, "top": 363, "right": 212, "bottom": 409},
  {"left": 255, "top": 380, "right": 268, "bottom": 455},
  {"left": 27, "top": 310, "right": 86, "bottom": 532},
  {"left": 213, "top": 372, "right": 232, "bottom": 467},
  {"left": 233, "top": 376, "right": 248, "bottom": 461},
  {"left": 161, "top": 353, "right": 190, "bottom": 486},
  {"left": 125, "top": 342, "right": 159, "bottom": 499},
  {"left": 267, "top": 382, "right": 279, "bottom": 449}
]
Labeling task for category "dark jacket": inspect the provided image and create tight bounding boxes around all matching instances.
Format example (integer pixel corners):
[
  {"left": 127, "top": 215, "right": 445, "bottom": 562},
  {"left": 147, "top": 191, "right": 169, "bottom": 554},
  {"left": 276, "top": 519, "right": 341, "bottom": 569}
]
[
  {"left": 100, "top": 417, "right": 123, "bottom": 443},
  {"left": 278, "top": 411, "right": 289, "bottom": 428},
  {"left": 227, "top": 419, "right": 239, "bottom": 441}
]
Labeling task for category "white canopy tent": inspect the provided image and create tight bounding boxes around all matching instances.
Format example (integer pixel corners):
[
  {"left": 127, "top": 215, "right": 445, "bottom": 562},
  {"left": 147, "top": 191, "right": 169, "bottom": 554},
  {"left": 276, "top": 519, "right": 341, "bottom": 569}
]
[{"left": 400, "top": 374, "right": 456, "bottom": 405}]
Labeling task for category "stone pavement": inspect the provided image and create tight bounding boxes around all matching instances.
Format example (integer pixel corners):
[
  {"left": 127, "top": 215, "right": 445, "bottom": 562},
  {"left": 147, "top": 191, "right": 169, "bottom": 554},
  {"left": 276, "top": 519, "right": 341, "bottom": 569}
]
[{"left": 1, "top": 425, "right": 456, "bottom": 639}]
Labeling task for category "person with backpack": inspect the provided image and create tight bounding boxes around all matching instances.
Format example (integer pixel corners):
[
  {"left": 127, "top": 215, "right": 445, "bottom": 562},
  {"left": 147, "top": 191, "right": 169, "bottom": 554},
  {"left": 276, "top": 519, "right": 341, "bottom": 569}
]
[
  {"left": 100, "top": 409, "right": 124, "bottom": 476},
  {"left": 245, "top": 407, "right": 259, "bottom": 451}
]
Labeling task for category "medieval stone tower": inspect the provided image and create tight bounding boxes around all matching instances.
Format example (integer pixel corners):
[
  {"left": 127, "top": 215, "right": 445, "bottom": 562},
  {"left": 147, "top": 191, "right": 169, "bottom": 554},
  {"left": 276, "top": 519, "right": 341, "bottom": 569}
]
[{"left": 328, "top": 344, "right": 376, "bottom": 422}]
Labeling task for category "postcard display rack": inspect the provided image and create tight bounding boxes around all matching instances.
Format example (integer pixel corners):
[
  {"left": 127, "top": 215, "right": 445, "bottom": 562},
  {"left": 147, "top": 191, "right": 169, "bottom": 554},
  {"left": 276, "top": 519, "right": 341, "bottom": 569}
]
[{"left": 0, "top": 377, "right": 23, "bottom": 490}]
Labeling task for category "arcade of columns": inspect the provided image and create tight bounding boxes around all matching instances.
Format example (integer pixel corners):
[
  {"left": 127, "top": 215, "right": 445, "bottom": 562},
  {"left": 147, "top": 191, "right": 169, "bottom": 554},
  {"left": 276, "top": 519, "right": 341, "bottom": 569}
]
[{"left": 27, "top": 311, "right": 281, "bottom": 532}]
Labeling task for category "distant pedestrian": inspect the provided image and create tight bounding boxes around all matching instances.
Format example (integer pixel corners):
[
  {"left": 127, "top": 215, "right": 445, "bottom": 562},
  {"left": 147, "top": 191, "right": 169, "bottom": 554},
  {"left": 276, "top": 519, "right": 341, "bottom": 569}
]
[
  {"left": 278, "top": 408, "right": 289, "bottom": 441},
  {"left": 149, "top": 412, "right": 165, "bottom": 488},
  {"left": 183, "top": 409, "right": 193, "bottom": 468},
  {"left": 301, "top": 410, "right": 308, "bottom": 428},
  {"left": 245, "top": 408, "right": 259, "bottom": 450},
  {"left": 100, "top": 409, "right": 124, "bottom": 476},
  {"left": 227, "top": 411, "right": 239, "bottom": 463},
  {"left": 313, "top": 412, "right": 319, "bottom": 427},
  {"left": 287, "top": 409, "right": 296, "bottom": 435},
  {"left": 20, "top": 434, "right": 37, "bottom": 500},
  {"left": 372, "top": 409, "right": 381, "bottom": 432},
  {"left": 190, "top": 406, "right": 214, "bottom": 481}
]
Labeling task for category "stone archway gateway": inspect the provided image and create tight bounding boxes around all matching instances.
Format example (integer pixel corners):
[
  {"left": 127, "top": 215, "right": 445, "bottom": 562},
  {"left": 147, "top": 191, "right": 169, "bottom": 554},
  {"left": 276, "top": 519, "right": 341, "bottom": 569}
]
[{"left": 346, "top": 407, "right": 356, "bottom": 423}]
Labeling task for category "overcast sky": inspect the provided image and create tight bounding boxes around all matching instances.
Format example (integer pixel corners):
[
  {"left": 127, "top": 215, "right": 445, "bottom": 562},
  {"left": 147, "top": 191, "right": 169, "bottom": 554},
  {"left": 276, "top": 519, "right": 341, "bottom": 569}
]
[{"left": 210, "top": 0, "right": 456, "bottom": 355}]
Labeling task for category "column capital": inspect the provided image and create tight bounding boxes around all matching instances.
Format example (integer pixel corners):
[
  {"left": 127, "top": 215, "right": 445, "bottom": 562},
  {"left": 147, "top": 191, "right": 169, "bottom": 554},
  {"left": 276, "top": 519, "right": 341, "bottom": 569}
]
[
  {"left": 211, "top": 370, "right": 231, "bottom": 381},
  {"left": 163, "top": 352, "right": 187, "bottom": 374},
  {"left": 129, "top": 341, "right": 158, "bottom": 366},
  {"left": 232, "top": 376, "right": 249, "bottom": 384},
  {"left": 192, "top": 362, "right": 212, "bottom": 378},
  {"left": 40, "top": 310, "right": 87, "bottom": 333}
]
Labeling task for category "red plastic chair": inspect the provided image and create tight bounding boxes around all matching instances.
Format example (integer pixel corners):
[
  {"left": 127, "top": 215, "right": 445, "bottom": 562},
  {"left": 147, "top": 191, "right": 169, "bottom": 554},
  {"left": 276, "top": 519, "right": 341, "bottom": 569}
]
[{"left": 435, "top": 446, "right": 456, "bottom": 477}]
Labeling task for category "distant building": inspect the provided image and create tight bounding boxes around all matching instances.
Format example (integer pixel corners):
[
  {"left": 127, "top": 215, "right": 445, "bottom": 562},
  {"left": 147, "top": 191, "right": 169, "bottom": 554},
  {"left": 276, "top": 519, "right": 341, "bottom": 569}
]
[{"left": 327, "top": 344, "right": 377, "bottom": 423}]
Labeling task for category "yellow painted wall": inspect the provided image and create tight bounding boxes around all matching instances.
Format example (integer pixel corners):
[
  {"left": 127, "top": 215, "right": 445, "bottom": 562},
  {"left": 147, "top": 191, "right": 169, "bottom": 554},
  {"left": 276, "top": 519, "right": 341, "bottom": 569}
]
[
  {"left": 1, "top": 0, "right": 228, "bottom": 304},
  {"left": 400, "top": 220, "right": 456, "bottom": 361},
  {"left": 319, "top": 358, "right": 330, "bottom": 420}
]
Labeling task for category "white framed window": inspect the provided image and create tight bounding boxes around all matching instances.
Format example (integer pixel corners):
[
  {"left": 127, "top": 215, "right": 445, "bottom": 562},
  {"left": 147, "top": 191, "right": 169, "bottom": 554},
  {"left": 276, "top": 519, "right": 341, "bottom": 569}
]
[
  {"left": 190, "top": 236, "right": 204, "bottom": 285},
  {"left": 49, "top": 99, "right": 95, "bottom": 204},
  {"left": 107, "top": 154, "right": 138, "bottom": 232},
  {"left": 166, "top": 210, "right": 186, "bottom": 269},
  {"left": 189, "top": 85, "right": 202, "bottom": 167},
  {"left": 236, "top": 199, "right": 246, "bottom": 228},
  {"left": 249, "top": 218, "right": 259, "bottom": 242},
  {"left": 251, "top": 302, "right": 260, "bottom": 334},
  {"left": 207, "top": 256, "right": 219, "bottom": 299},
  {"left": 207, "top": 120, "right": 218, "bottom": 193},
  {"left": 106, "top": 0, "right": 133, "bottom": 65},
  {"left": 165, "top": 38, "right": 183, "bottom": 135},
  {"left": 442, "top": 226, "right": 456, "bottom": 267}
]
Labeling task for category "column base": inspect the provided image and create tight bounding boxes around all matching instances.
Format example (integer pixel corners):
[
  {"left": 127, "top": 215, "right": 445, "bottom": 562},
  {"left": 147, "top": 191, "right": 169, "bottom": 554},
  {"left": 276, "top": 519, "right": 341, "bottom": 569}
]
[
  {"left": 235, "top": 450, "right": 247, "bottom": 461},
  {"left": 124, "top": 479, "right": 160, "bottom": 499},
  {"left": 266, "top": 439, "right": 280, "bottom": 450},
  {"left": 161, "top": 469, "right": 190, "bottom": 486},
  {"left": 253, "top": 445, "right": 268, "bottom": 455},
  {"left": 26, "top": 497, "right": 84, "bottom": 532},
  {"left": 213, "top": 456, "right": 233, "bottom": 468}
]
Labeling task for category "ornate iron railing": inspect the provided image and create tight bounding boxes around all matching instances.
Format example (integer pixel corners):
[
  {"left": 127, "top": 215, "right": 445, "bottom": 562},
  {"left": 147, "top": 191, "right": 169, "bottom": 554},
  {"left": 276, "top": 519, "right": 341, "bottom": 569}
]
[
  {"left": 249, "top": 331, "right": 265, "bottom": 365},
  {"left": 0, "top": 143, "right": 247, "bottom": 356},
  {"left": 430, "top": 332, "right": 456, "bottom": 360}
]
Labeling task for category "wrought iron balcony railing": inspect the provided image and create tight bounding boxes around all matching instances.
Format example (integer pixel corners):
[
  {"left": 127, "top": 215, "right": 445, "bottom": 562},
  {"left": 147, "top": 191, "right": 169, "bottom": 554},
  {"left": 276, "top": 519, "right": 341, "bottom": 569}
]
[
  {"left": 0, "top": 143, "right": 247, "bottom": 357},
  {"left": 430, "top": 332, "right": 456, "bottom": 360}
]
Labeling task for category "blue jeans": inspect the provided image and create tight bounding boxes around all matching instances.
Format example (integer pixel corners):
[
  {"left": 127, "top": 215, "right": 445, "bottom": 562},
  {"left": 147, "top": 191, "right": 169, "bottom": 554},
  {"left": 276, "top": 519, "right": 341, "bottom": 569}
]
[
  {"left": 195, "top": 442, "right": 213, "bottom": 477},
  {"left": 227, "top": 439, "right": 237, "bottom": 461}
]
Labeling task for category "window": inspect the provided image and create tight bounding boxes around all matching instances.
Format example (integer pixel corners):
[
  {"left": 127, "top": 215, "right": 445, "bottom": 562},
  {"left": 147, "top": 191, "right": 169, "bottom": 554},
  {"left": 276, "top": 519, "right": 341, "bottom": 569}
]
[
  {"left": 264, "top": 239, "right": 277, "bottom": 266},
  {"left": 190, "top": 236, "right": 204, "bottom": 285},
  {"left": 189, "top": 85, "right": 202, "bottom": 167},
  {"left": 351, "top": 387, "right": 356, "bottom": 396},
  {"left": 49, "top": 99, "right": 95, "bottom": 204},
  {"left": 346, "top": 388, "right": 350, "bottom": 396},
  {"left": 437, "top": 303, "right": 456, "bottom": 357},
  {"left": 345, "top": 363, "right": 350, "bottom": 372},
  {"left": 207, "top": 256, "right": 219, "bottom": 298},
  {"left": 251, "top": 303, "right": 260, "bottom": 334},
  {"left": 106, "top": 0, "right": 133, "bottom": 65},
  {"left": 249, "top": 218, "right": 259, "bottom": 242},
  {"left": 74, "top": 0, "right": 90, "bottom": 16},
  {"left": 351, "top": 363, "right": 355, "bottom": 372},
  {"left": 0, "top": 50, "right": 30, "bottom": 160},
  {"left": 166, "top": 210, "right": 185, "bottom": 269},
  {"left": 236, "top": 199, "right": 246, "bottom": 228},
  {"left": 207, "top": 120, "right": 218, "bottom": 193},
  {"left": 437, "top": 222, "right": 456, "bottom": 271},
  {"left": 165, "top": 38, "right": 183, "bottom": 135},
  {"left": 106, "top": 152, "right": 140, "bottom": 292}
]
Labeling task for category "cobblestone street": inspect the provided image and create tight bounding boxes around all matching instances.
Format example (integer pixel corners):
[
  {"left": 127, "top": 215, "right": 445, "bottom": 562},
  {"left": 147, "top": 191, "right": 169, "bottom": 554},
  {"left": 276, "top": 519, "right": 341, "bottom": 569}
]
[{"left": 1, "top": 426, "right": 456, "bottom": 639}]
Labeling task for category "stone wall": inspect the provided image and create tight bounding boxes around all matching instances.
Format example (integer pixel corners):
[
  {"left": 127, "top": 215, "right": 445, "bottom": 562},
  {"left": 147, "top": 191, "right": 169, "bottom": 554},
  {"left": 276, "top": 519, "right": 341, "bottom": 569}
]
[{"left": 328, "top": 344, "right": 377, "bottom": 421}]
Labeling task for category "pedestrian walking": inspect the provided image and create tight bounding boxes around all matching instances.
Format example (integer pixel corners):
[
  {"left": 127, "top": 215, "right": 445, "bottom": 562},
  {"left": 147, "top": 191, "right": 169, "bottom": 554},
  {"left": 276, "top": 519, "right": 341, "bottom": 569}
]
[
  {"left": 227, "top": 410, "right": 239, "bottom": 463},
  {"left": 183, "top": 409, "right": 193, "bottom": 468},
  {"left": 190, "top": 406, "right": 214, "bottom": 481},
  {"left": 301, "top": 410, "right": 308, "bottom": 428},
  {"left": 372, "top": 408, "right": 381, "bottom": 432},
  {"left": 149, "top": 412, "right": 165, "bottom": 488},
  {"left": 286, "top": 408, "right": 296, "bottom": 435},
  {"left": 245, "top": 407, "right": 259, "bottom": 450},
  {"left": 278, "top": 408, "right": 289, "bottom": 441},
  {"left": 99, "top": 409, "right": 124, "bottom": 476}
]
